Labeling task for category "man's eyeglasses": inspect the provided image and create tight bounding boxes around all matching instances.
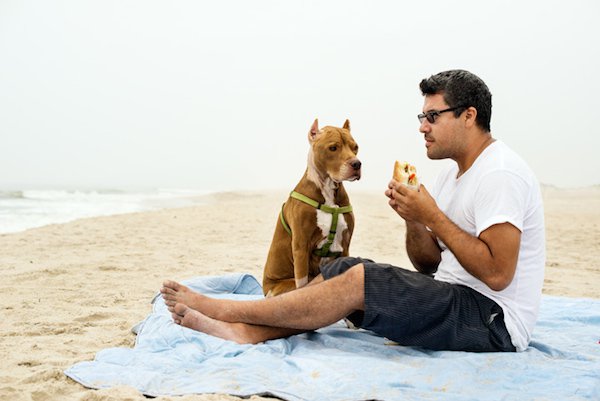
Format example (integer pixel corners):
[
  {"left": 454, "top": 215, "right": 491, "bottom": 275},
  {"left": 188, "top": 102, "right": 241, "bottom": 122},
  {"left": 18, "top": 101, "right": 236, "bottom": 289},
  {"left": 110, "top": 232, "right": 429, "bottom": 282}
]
[{"left": 418, "top": 106, "right": 467, "bottom": 124}]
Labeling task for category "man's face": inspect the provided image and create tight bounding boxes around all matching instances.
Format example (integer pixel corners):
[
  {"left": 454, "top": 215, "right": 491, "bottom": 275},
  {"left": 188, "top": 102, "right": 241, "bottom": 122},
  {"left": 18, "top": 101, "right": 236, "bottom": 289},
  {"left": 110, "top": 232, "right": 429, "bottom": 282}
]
[{"left": 419, "top": 94, "right": 464, "bottom": 161}]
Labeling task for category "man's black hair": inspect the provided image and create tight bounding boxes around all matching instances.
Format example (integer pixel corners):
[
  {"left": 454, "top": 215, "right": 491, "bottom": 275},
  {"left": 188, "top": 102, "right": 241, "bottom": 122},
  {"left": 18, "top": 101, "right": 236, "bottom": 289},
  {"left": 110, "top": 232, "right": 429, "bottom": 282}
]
[{"left": 420, "top": 70, "right": 492, "bottom": 132}]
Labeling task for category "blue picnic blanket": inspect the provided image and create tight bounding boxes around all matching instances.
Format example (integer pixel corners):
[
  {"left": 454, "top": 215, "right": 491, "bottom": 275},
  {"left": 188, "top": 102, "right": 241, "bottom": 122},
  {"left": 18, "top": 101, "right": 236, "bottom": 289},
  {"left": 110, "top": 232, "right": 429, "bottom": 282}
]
[{"left": 65, "top": 273, "right": 600, "bottom": 400}]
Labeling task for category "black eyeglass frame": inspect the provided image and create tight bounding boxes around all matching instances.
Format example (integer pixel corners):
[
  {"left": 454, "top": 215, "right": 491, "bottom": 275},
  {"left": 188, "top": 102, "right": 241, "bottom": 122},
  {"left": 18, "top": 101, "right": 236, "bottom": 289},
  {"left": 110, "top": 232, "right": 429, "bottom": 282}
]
[{"left": 418, "top": 105, "right": 468, "bottom": 124}]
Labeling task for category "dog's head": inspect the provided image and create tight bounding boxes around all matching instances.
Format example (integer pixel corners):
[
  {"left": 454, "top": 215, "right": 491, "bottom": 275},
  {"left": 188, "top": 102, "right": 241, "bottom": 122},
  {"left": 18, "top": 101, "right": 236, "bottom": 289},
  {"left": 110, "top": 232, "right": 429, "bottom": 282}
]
[{"left": 308, "top": 119, "right": 361, "bottom": 183}]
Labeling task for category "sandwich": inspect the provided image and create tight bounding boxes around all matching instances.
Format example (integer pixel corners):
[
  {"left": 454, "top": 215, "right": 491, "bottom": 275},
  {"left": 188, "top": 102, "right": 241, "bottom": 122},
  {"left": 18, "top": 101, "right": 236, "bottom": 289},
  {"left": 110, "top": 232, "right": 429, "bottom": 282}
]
[{"left": 393, "top": 161, "right": 419, "bottom": 189}]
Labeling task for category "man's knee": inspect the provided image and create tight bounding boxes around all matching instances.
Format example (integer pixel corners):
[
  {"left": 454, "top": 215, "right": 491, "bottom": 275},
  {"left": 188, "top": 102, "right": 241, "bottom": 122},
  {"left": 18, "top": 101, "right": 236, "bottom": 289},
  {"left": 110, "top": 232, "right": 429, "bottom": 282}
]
[
  {"left": 344, "top": 263, "right": 364, "bottom": 288},
  {"left": 338, "top": 263, "right": 365, "bottom": 310}
]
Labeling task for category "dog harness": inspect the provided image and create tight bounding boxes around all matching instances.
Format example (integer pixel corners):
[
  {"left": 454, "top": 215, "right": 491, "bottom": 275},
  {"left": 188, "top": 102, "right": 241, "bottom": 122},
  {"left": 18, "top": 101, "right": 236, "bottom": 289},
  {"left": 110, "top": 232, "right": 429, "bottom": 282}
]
[{"left": 280, "top": 191, "right": 353, "bottom": 258}]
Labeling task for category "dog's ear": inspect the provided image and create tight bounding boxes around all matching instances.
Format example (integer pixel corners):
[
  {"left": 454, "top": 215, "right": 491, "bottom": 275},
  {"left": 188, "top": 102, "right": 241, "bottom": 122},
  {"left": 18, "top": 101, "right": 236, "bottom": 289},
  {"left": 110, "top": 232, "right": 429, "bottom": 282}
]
[
  {"left": 308, "top": 118, "right": 320, "bottom": 142},
  {"left": 343, "top": 119, "right": 351, "bottom": 131}
]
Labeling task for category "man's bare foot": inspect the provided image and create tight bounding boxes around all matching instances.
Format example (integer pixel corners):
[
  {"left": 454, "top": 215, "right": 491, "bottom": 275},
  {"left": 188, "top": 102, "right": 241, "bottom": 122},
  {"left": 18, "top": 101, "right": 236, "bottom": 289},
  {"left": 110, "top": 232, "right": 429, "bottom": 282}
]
[
  {"left": 171, "top": 303, "right": 258, "bottom": 344},
  {"left": 160, "top": 280, "right": 206, "bottom": 311},
  {"left": 161, "top": 280, "right": 232, "bottom": 321}
]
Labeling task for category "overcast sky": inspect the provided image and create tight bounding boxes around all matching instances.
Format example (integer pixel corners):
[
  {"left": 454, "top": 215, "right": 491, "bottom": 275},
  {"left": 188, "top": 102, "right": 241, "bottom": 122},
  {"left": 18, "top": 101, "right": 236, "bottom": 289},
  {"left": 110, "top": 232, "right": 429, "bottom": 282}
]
[{"left": 1, "top": 0, "right": 599, "bottom": 192}]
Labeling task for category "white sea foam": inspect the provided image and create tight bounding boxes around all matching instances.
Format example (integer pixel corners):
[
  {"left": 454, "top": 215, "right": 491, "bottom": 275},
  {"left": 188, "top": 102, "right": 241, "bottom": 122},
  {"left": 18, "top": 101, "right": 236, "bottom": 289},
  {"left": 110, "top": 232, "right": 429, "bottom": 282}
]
[{"left": 0, "top": 189, "right": 213, "bottom": 234}]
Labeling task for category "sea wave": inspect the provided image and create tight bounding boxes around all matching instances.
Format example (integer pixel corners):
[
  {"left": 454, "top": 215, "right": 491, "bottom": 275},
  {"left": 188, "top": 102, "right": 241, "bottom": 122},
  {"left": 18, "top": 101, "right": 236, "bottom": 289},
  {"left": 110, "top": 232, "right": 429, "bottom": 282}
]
[
  {"left": 0, "top": 188, "right": 214, "bottom": 234},
  {"left": 0, "top": 190, "right": 25, "bottom": 199}
]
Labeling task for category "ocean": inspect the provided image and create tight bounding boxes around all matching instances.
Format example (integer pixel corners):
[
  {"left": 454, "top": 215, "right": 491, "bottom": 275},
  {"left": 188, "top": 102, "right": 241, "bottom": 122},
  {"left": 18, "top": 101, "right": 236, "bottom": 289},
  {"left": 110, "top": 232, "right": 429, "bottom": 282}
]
[{"left": 0, "top": 189, "right": 214, "bottom": 234}]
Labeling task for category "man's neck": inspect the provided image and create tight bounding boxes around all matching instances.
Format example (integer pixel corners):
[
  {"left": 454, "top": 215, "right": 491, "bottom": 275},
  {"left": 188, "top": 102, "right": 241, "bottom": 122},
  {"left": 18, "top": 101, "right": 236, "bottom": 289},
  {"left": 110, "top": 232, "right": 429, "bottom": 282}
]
[{"left": 456, "top": 133, "right": 495, "bottom": 178}]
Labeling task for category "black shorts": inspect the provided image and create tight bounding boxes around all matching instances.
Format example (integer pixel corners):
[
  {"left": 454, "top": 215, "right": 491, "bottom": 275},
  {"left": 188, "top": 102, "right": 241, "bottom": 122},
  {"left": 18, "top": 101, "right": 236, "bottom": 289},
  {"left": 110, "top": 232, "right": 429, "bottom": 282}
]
[{"left": 321, "top": 257, "right": 516, "bottom": 352}]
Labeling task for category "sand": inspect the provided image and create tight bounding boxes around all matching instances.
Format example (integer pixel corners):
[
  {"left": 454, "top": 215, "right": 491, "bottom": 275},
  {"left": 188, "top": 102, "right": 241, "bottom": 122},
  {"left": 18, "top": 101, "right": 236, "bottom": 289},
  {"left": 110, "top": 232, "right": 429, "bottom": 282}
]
[{"left": 1, "top": 187, "right": 599, "bottom": 400}]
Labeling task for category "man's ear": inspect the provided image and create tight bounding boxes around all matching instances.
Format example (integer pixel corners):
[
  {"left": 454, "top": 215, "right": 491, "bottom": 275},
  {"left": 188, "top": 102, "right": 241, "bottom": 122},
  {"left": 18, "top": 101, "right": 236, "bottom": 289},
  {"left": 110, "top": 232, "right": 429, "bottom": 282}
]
[
  {"left": 464, "top": 107, "right": 478, "bottom": 128},
  {"left": 343, "top": 119, "right": 350, "bottom": 131},
  {"left": 308, "top": 118, "right": 320, "bottom": 142}
]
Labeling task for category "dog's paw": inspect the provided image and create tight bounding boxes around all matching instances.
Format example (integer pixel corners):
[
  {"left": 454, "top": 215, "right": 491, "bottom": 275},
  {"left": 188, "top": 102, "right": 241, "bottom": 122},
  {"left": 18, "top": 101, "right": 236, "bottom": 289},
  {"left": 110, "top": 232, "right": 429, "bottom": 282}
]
[{"left": 344, "top": 318, "right": 358, "bottom": 330}]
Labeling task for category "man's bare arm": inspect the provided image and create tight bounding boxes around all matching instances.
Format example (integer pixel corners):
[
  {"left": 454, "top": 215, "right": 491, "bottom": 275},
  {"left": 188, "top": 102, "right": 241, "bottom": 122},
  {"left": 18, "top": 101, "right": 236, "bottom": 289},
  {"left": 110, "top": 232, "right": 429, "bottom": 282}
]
[
  {"left": 388, "top": 181, "right": 520, "bottom": 291},
  {"left": 426, "top": 211, "right": 520, "bottom": 291},
  {"left": 386, "top": 183, "right": 441, "bottom": 274},
  {"left": 405, "top": 221, "right": 441, "bottom": 275}
]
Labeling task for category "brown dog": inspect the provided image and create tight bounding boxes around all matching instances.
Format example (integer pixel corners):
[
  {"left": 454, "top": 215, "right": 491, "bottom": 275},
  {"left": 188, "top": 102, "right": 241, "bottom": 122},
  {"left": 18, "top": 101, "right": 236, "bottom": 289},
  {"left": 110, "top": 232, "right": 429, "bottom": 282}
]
[{"left": 262, "top": 119, "right": 361, "bottom": 296}]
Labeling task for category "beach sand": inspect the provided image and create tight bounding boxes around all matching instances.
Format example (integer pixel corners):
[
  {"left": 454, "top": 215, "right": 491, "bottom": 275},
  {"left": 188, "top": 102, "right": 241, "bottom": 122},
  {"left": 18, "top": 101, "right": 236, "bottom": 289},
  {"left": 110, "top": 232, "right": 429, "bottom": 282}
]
[{"left": 1, "top": 187, "right": 599, "bottom": 400}]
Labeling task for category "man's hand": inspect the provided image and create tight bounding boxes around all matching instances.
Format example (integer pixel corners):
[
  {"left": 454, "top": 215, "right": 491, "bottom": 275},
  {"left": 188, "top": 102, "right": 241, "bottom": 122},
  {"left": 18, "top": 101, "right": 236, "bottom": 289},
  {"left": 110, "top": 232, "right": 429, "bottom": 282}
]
[
  {"left": 385, "top": 180, "right": 441, "bottom": 226},
  {"left": 385, "top": 179, "right": 442, "bottom": 274}
]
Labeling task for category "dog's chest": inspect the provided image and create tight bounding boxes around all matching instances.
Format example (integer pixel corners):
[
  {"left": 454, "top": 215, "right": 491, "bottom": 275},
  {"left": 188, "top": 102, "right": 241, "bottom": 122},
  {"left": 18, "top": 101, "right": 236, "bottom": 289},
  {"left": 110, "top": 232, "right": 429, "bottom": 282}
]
[{"left": 315, "top": 208, "right": 348, "bottom": 253}]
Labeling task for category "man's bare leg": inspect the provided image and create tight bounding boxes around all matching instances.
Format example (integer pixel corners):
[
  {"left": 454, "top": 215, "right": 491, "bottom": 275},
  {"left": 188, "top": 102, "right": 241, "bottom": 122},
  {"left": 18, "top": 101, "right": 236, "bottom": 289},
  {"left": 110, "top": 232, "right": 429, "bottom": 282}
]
[
  {"left": 160, "top": 274, "right": 326, "bottom": 312},
  {"left": 171, "top": 303, "right": 305, "bottom": 344},
  {"left": 161, "top": 263, "right": 365, "bottom": 331}
]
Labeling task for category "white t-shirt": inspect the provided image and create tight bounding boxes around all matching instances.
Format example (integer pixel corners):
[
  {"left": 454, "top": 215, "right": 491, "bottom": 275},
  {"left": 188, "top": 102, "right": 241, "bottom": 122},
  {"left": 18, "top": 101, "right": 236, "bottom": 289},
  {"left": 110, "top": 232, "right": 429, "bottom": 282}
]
[{"left": 431, "top": 140, "right": 545, "bottom": 351}]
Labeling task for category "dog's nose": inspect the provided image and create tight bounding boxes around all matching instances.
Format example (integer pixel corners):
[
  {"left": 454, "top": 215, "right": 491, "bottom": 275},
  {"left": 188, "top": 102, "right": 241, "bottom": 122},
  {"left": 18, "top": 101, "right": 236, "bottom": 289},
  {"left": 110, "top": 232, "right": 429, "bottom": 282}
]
[{"left": 351, "top": 160, "right": 362, "bottom": 171}]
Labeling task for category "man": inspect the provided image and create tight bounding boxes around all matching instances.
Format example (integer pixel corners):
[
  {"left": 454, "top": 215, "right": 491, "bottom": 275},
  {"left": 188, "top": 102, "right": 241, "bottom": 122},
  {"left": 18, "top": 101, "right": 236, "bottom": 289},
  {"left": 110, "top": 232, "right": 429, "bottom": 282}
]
[{"left": 161, "top": 70, "right": 545, "bottom": 352}]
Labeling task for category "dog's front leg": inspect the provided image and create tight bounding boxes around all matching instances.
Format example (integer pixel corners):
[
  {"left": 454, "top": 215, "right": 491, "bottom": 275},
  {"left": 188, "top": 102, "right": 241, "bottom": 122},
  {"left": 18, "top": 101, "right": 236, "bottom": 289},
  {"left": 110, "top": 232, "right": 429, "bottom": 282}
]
[
  {"left": 291, "top": 235, "right": 311, "bottom": 289},
  {"left": 341, "top": 224, "right": 353, "bottom": 257}
]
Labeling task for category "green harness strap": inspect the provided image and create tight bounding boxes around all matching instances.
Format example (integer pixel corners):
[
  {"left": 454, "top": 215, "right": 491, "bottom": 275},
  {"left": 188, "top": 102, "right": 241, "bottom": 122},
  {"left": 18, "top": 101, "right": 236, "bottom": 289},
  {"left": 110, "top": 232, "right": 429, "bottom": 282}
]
[{"left": 279, "top": 191, "right": 353, "bottom": 258}]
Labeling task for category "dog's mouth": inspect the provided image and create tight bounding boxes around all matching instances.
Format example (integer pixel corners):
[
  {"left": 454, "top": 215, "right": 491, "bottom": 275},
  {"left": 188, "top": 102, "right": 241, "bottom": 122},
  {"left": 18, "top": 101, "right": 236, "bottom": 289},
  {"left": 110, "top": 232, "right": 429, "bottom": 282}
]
[
  {"left": 347, "top": 171, "right": 361, "bottom": 181},
  {"left": 347, "top": 159, "right": 361, "bottom": 181},
  {"left": 329, "top": 160, "right": 361, "bottom": 183},
  {"left": 333, "top": 169, "right": 361, "bottom": 183}
]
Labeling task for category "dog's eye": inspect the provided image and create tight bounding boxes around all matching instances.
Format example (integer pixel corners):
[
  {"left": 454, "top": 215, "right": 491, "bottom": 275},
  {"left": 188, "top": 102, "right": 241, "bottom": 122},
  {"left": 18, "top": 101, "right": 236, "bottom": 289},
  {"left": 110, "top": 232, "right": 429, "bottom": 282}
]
[{"left": 329, "top": 146, "right": 337, "bottom": 152}]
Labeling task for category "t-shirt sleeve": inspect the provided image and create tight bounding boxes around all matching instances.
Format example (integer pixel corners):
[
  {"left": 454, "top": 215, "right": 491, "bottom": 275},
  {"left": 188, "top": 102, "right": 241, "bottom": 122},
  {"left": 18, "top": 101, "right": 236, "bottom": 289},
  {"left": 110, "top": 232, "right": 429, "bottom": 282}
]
[{"left": 474, "top": 169, "right": 528, "bottom": 237}]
